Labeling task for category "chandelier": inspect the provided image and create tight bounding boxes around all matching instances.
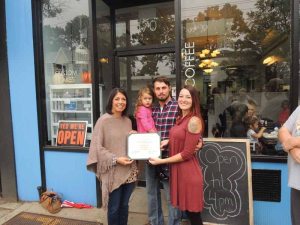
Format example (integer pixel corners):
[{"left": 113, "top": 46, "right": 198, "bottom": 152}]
[
  {"left": 198, "top": 17, "right": 220, "bottom": 74},
  {"left": 263, "top": 55, "right": 280, "bottom": 66},
  {"left": 199, "top": 53, "right": 220, "bottom": 73}
]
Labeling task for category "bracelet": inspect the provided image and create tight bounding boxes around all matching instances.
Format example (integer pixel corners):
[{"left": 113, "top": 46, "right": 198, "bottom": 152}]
[{"left": 112, "top": 156, "right": 117, "bottom": 165}]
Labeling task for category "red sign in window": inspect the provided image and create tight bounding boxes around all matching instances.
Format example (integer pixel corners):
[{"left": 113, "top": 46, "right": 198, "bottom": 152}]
[{"left": 56, "top": 121, "right": 87, "bottom": 147}]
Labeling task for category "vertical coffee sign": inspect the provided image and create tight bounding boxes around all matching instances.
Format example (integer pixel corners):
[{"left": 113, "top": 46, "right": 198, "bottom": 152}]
[{"left": 183, "top": 42, "right": 196, "bottom": 86}]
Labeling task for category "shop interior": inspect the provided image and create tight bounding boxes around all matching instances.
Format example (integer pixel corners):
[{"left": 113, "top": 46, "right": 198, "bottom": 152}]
[{"left": 40, "top": 0, "right": 291, "bottom": 158}]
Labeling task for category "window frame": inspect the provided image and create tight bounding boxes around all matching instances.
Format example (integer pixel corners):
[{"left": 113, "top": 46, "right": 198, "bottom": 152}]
[{"left": 32, "top": 0, "right": 99, "bottom": 152}]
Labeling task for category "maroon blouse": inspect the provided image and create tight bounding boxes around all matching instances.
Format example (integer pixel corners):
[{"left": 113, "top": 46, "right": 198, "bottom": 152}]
[{"left": 169, "top": 115, "right": 203, "bottom": 212}]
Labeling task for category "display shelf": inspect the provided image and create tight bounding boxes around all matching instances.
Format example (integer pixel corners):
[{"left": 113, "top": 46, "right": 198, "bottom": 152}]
[
  {"left": 51, "top": 97, "right": 91, "bottom": 101},
  {"left": 49, "top": 84, "right": 93, "bottom": 146},
  {"left": 51, "top": 110, "right": 92, "bottom": 113}
]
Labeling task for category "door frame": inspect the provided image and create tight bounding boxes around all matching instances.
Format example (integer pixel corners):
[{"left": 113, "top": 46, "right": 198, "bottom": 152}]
[
  {"left": 110, "top": 1, "right": 181, "bottom": 186},
  {"left": 112, "top": 0, "right": 180, "bottom": 91}
]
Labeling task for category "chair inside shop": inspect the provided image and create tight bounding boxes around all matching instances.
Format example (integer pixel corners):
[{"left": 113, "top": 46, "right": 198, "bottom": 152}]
[{"left": 250, "top": 142, "right": 256, "bottom": 153}]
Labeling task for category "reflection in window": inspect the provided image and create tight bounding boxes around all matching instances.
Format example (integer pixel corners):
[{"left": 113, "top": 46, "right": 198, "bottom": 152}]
[
  {"left": 96, "top": 0, "right": 112, "bottom": 116},
  {"left": 181, "top": 0, "right": 291, "bottom": 156},
  {"left": 115, "top": 2, "right": 175, "bottom": 48},
  {"left": 42, "top": 0, "right": 92, "bottom": 146},
  {"left": 119, "top": 54, "right": 176, "bottom": 114}
]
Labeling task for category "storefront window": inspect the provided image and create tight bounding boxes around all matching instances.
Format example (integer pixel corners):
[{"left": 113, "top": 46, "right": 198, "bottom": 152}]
[
  {"left": 42, "top": 0, "right": 92, "bottom": 146},
  {"left": 115, "top": 2, "right": 175, "bottom": 48},
  {"left": 96, "top": 0, "right": 113, "bottom": 116},
  {"left": 181, "top": 0, "right": 291, "bottom": 155},
  {"left": 119, "top": 53, "right": 176, "bottom": 114}
]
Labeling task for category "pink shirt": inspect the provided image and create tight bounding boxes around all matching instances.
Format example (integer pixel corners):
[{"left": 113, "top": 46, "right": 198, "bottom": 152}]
[
  {"left": 278, "top": 108, "right": 290, "bottom": 125},
  {"left": 136, "top": 106, "right": 156, "bottom": 133}
]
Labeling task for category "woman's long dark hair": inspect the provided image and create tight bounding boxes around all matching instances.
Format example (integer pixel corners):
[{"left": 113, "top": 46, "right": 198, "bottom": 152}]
[
  {"left": 178, "top": 85, "right": 205, "bottom": 133},
  {"left": 105, "top": 88, "right": 128, "bottom": 116}
]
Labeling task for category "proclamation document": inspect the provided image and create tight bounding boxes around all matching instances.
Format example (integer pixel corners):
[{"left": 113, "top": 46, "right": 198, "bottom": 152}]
[{"left": 127, "top": 133, "right": 161, "bottom": 160}]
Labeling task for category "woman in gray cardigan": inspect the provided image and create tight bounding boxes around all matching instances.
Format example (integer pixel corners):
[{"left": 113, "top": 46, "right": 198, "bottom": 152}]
[{"left": 87, "top": 88, "right": 137, "bottom": 225}]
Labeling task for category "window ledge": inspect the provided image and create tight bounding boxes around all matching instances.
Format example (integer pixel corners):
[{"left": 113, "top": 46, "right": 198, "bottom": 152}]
[
  {"left": 43, "top": 146, "right": 89, "bottom": 153},
  {"left": 251, "top": 154, "right": 287, "bottom": 163}
]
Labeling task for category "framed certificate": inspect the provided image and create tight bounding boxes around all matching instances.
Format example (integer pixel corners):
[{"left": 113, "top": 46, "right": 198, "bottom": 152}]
[{"left": 127, "top": 133, "right": 161, "bottom": 160}]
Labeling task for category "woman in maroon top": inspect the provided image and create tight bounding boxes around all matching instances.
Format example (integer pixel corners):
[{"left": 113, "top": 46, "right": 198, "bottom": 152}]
[{"left": 149, "top": 85, "right": 204, "bottom": 225}]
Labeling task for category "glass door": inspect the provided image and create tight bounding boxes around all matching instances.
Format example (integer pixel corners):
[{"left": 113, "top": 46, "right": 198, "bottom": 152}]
[
  {"left": 118, "top": 53, "right": 176, "bottom": 182},
  {"left": 115, "top": 2, "right": 175, "bottom": 48},
  {"left": 118, "top": 53, "right": 176, "bottom": 116}
]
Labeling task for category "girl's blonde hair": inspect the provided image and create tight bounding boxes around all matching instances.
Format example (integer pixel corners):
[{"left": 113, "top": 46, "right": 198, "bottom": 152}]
[
  {"left": 134, "top": 86, "right": 154, "bottom": 117},
  {"left": 244, "top": 115, "right": 259, "bottom": 129}
]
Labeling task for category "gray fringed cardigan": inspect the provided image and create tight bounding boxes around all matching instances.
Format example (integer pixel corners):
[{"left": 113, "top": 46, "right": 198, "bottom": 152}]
[{"left": 87, "top": 113, "right": 135, "bottom": 209}]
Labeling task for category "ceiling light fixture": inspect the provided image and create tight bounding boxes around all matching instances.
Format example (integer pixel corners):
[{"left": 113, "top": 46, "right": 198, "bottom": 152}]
[
  {"left": 198, "top": 16, "right": 220, "bottom": 74},
  {"left": 263, "top": 56, "right": 278, "bottom": 66},
  {"left": 203, "top": 68, "right": 213, "bottom": 73},
  {"left": 99, "top": 58, "right": 109, "bottom": 64}
]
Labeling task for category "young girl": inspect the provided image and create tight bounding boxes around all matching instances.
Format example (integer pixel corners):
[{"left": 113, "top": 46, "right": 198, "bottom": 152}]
[
  {"left": 245, "top": 116, "right": 266, "bottom": 153},
  {"left": 135, "top": 86, "right": 156, "bottom": 133}
]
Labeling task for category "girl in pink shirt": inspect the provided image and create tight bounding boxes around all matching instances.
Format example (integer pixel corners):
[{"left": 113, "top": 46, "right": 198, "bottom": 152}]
[{"left": 135, "top": 87, "right": 156, "bottom": 133}]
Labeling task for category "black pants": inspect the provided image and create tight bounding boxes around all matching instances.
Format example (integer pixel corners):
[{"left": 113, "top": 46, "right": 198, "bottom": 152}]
[
  {"left": 186, "top": 211, "right": 203, "bottom": 225},
  {"left": 291, "top": 188, "right": 300, "bottom": 225}
]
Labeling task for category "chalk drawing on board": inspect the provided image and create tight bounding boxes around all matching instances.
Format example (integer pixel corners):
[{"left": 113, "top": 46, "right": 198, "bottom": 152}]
[{"left": 198, "top": 142, "right": 247, "bottom": 220}]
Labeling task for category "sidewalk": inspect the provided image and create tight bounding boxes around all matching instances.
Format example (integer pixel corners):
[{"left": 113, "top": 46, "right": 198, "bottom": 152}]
[{"left": 0, "top": 187, "right": 168, "bottom": 225}]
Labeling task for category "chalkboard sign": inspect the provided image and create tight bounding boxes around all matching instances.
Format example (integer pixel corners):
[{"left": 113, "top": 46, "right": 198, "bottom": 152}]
[{"left": 198, "top": 138, "right": 253, "bottom": 225}]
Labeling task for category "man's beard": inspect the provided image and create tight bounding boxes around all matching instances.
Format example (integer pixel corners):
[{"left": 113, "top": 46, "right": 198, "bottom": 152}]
[{"left": 157, "top": 95, "right": 169, "bottom": 102}]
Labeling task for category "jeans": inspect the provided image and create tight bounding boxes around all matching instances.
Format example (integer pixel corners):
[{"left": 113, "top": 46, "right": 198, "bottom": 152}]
[
  {"left": 145, "top": 163, "right": 181, "bottom": 225},
  {"left": 107, "top": 182, "right": 135, "bottom": 225},
  {"left": 291, "top": 188, "right": 300, "bottom": 225}
]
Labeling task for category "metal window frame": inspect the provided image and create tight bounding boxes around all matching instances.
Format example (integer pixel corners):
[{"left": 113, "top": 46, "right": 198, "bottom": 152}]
[
  {"left": 291, "top": 0, "right": 300, "bottom": 110},
  {"left": 31, "top": 0, "right": 100, "bottom": 153},
  {"left": 112, "top": 3, "right": 178, "bottom": 95}
]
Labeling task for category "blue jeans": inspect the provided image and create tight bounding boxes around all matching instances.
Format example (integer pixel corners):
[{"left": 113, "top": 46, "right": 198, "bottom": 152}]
[
  {"left": 145, "top": 163, "right": 181, "bottom": 225},
  {"left": 291, "top": 188, "right": 300, "bottom": 225},
  {"left": 107, "top": 182, "right": 135, "bottom": 225}
]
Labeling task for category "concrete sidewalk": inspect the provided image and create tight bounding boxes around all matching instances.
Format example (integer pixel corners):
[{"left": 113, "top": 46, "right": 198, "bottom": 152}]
[{"left": 0, "top": 187, "right": 168, "bottom": 225}]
